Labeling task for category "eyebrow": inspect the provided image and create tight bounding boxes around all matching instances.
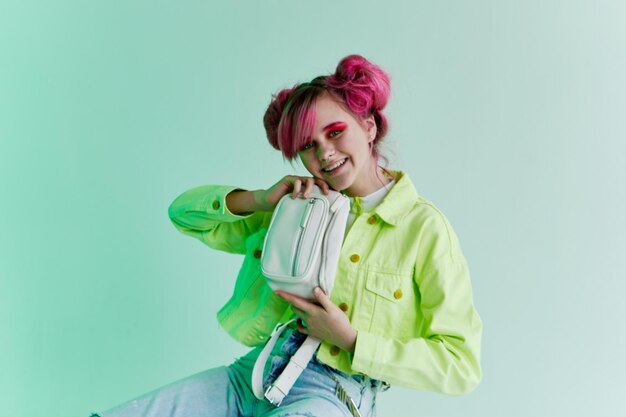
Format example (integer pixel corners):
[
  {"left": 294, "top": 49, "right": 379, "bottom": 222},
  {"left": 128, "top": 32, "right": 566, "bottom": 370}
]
[
  {"left": 303, "top": 121, "right": 347, "bottom": 144},
  {"left": 322, "top": 121, "right": 347, "bottom": 132}
]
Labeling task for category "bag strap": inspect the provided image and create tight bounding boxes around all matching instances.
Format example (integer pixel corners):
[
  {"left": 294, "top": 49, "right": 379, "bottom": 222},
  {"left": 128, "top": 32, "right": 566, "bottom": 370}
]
[
  {"left": 264, "top": 336, "right": 321, "bottom": 406},
  {"left": 251, "top": 320, "right": 293, "bottom": 400},
  {"left": 251, "top": 320, "right": 321, "bottom": 406}
]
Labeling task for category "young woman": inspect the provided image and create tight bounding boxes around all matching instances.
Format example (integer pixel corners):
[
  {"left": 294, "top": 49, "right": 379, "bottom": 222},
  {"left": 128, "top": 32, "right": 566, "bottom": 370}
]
[{"left": 93, "top": 54, "right": 482, "bottom": 417}]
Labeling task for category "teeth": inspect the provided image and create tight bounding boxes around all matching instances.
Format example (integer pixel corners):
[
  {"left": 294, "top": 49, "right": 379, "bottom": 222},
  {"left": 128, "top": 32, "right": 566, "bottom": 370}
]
[{"left": 324, "top": 159, "right": 346, "bottom": 172}]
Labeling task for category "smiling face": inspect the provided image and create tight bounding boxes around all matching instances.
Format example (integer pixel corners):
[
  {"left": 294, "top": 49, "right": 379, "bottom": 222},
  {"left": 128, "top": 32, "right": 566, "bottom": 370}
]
[{"left": 297, "top": 94, "right": 383, "bottom": 197}]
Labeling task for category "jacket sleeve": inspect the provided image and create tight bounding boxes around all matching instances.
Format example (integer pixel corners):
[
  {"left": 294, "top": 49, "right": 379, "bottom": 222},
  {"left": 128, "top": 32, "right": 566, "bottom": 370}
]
[
  {"left": 351, "top": 209, "right": 482, "bottom": 395},
  {"left": 167, "top": 185, "right": 267, "bottom": 254}
]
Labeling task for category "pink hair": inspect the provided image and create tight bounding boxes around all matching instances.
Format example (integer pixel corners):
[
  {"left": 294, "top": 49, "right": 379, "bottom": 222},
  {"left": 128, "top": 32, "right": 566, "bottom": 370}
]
[{"left": 263, "top": 55, "right": 391, "bottom": 163}]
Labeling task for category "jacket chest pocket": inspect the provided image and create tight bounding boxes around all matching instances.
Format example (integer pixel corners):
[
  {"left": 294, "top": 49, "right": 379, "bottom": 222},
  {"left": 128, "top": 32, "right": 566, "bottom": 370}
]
[{"left": 363, "top": 267, "right": 416, "bottom": 336}]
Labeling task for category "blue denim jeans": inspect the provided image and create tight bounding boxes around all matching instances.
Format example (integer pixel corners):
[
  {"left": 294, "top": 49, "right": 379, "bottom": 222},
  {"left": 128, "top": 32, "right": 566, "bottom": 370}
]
[{"left": 93, "top": 328, "right": 387, "bottom": 417}]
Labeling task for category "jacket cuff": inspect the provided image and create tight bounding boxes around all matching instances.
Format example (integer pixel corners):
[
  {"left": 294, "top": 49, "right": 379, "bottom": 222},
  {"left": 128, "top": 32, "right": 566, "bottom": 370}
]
[
  {"left": 217, "top": 186, "right": 254, "bottom": 221},
  {"left": 351, "top": 330, "right": 381, "bottom": 376}
]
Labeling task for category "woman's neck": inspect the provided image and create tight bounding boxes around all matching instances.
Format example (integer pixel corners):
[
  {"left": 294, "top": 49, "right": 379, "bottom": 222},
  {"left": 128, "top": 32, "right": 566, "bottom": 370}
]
[{"left": 343, "top": 165, "right": 394, "bottom": 197}]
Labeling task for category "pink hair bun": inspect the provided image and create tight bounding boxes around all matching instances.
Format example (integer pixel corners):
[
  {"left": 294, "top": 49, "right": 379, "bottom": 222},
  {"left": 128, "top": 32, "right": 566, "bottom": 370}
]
[
  {"left": 264, "top": 85, "right": 296, "bottom": 151},
  {"left": 326, "top": 54, "right": 391, "bottom": 117}
]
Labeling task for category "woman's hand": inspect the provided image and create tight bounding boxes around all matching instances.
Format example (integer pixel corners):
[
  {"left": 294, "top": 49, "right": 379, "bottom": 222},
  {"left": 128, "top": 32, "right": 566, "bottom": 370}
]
[
  {"left": 254, "top": 175, "right": 331, "bottom": 211},
  {"left": 275, "top": 287, "right": 357, "bottom": 354}
]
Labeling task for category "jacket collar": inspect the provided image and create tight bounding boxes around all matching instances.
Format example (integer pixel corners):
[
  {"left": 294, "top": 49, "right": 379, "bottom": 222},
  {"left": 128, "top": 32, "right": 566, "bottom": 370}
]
[{"left": 370, "top": 170, "right": 419, "bottom": 226}]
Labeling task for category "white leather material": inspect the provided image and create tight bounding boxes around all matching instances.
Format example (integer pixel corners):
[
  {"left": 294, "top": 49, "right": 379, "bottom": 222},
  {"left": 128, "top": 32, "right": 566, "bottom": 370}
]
[
  {"left": 261, "top": 186, "right": 349, "bottom": 300},
  {"left": 251, "top": 320, "right": 294, "bottom": 401},
  {"left": 251, "top": 319, "right": 323, "bottom": 405},
  {"left": 253, "top": 186, "right": 349, "bottom": 405},
  {"left": 266, "top": 335, "right": 322, "bottom": 404}
]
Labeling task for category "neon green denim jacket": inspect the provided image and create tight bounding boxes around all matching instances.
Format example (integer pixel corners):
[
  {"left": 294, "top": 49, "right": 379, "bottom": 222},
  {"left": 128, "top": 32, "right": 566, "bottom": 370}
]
[{"left": 168, "top": 170, "right": 482, "bottom": 395}]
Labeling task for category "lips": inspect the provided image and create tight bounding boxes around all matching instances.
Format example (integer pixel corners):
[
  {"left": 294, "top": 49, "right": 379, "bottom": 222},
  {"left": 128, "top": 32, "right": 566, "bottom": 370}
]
[{"left": 322, "top": 158, "right": 347, "bottom": 173}]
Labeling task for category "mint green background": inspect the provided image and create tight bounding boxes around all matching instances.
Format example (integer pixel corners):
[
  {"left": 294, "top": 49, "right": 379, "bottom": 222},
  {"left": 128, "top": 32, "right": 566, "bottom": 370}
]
[{"left": 2, "top": 1, "right": 625, "bottom": 416}]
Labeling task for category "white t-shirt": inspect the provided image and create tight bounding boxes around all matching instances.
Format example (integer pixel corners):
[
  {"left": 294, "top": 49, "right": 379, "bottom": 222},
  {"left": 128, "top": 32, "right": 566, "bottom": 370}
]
[{"left": 345, "top": 178, "right": 396, "bottom": 236}]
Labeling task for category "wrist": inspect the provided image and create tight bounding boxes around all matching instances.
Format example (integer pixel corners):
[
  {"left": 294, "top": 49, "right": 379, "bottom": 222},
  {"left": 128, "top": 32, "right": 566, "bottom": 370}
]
[
  {"left": 251, "top": 189, "right": 269, "bottom": 211},
  {"left": 342, "top": 329, "right": 358, "bottom": 354}
]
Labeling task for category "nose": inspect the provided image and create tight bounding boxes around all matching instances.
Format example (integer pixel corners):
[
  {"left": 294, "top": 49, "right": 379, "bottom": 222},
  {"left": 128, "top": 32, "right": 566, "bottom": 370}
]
[{"left": 317, "top": 140, "right": 335, "bottom": 162}]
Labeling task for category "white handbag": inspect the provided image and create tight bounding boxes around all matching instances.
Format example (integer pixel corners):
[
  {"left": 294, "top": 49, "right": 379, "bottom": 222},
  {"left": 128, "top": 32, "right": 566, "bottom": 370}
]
[
  {"left": 260, "top": 185, "right": 350, "bottom": 300},
  {"left": 252, "top": 185, "right": 350, "bottom": 406}
]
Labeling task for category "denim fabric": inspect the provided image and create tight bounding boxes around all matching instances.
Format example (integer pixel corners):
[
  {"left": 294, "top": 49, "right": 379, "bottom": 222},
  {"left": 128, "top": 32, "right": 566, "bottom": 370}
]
[
  {"left": 93, "top": 329, "right": 387, "bottom": 417},
  {"left": 262, "top": 329, "right": 308, "bottom": 391}
]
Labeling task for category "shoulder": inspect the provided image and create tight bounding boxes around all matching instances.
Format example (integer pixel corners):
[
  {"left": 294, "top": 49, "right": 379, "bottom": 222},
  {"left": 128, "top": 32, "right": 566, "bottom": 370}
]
[
  {"left": 395, "top": 185, "right": 464, "bottom": 264},
  {"left": 412, "top": 196, "right": 454, "bottom": 233},
  {"left": 391, "top": 173, "right": 452, "bottom": 233}
]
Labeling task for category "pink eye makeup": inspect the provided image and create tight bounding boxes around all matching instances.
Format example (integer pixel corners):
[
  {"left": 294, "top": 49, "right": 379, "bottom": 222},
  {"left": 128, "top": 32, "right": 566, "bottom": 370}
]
[
  {"left": 299, "top": 121, "right": 348, "bottom": 152},
  {"left": 323, "top": 122, "right": 347, "bottom": 137}
]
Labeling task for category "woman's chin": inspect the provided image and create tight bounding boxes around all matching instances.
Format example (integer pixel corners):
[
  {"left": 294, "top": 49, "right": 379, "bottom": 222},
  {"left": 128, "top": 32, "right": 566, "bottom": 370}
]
[
  {"left": 324, "top": 176, "right": 348, "bottom": 193},
  {"left": 322, "top": 160, "right": 351, "bottom": 189}
]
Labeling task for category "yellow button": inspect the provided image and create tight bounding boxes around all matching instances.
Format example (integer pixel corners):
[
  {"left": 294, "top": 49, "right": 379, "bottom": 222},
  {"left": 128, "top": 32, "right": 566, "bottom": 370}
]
[
  {"left": 253, "top": 249, "right": 262, "bottom": 259},
  {"left": 212, "top": 200, "right": 220, "bottom": 210},
  {"left": 339, "top": 303, "right": 349, "bottom": 312},
  {"left": 367, "top": 215, "right": 377, "bottom": 224},
  {"left": 330, "top": 345, "right": 340, "bottom": 356},
  {"left": 393, "top": 289, "right": 403, "bottom": 300},
  {"left": 350, "top": 254, "right": 360, "bottom": 263}
]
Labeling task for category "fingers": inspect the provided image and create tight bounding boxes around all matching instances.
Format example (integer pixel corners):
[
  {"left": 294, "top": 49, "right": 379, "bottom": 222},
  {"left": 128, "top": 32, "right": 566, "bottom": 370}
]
[
  {"left": 302, "top": 177, "right": 315, "bottom": 198},
  {"left": 291, "top": 178, "right": 302, "bottom": 199},
  {"left": 275, "top": 291, "right": 314, "bottom": 313},
  {"left": 282, "top": 175, "right": 331, "bottom": 200},
  {"left": 265, "top": 175, "right": 331, "bottom": 211},
  {"left": 313, "top": 287, "right": 335, "bottom": 311},
  {"left": 296, "top": 318, "right": 309, "bottom": 334},
  {"left": 276, "top": 291, "right": 315, "bottom": 335},
  {"left": 289, "top": 177, "right": 312, "bottom": 199},
  {"left": 291, "top": 305, "right": 307, "bottom": 318},
  {"left": 290, "top": 177, "right": 320, "bottom": 199},
  {"left": 314, "top": 178, "right": 330, "bottom": 195}
]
